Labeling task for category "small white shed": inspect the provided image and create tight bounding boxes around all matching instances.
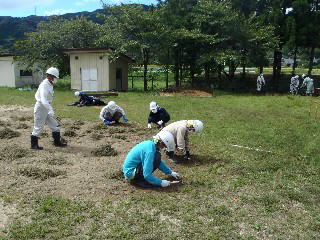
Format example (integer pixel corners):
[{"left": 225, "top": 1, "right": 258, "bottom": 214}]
[
  {"left": 0, "top": 54, "right": 42, "bottom": 88},
  {"left": 64, "top": 48, "right": 133, "bottom": 92}
]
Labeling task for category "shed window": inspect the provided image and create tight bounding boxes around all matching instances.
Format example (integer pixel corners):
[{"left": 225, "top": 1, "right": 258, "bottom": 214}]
[
  {"left": 20, "top": 70, "right": 32, "bottom": 76},
  {"left": 75, "top": 56, "right": 79, "bottom": 60}
]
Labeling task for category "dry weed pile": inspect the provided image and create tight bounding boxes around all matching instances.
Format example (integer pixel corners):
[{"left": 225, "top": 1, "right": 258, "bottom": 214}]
[
  {"left": 0, "top": 145, "right": 29, "bottom": 161},
  {"left": 0, "top": 128, "right": 21, "bottom": 139},
  {"left": 43, "top": 156, "right": 68, "bottom": 166},
  {"left": 64, "top": 129, "right": 77, "bottom": 137},
  {"left": 18, "top": 167, "right": 65, "bottom": 180},
  {"left": 104, "top": 169, "right": 123, "bottom": 180},
  {"left": 91, "top": 144, "right": 118, "bottom": 157},
  {"left": 11, "top": 116, "right": 32, "bottom": 122},
  {"left": 17, "top": 123, "right": 29, "bottom": 129}
]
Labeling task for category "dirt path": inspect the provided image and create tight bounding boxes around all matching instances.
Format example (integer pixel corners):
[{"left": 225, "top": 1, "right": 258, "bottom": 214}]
[{"left": 0, "top": 105, "right": 177, "bottom": 203}]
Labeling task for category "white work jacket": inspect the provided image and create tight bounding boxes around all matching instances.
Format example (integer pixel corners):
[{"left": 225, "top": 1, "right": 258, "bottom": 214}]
[{"left": 35, "top": 78, "right": 54, "bottom": 114}]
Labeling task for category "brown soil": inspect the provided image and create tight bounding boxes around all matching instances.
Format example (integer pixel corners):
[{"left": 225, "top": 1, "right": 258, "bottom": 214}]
[
  {"left": 0, "top": 105, "right": 183, "bottom": 204},
  {"left": 159, "top": 89, "right": 212, "bottom": 97}
]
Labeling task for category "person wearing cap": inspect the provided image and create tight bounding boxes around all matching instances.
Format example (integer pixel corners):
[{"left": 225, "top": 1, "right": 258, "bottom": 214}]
[
  {"left": 31, "top": 67, "right": 67, "bottom": 150},
  {"left": 161, "top": 120, "right": 204, "bottom": 163},
  {"left": 122, "top": 131, "right": 180, "bottom": 188},
  {"left": 256, "top": 73, "right": 265, "bottom": 93},
  {"left": 301, "top": 74, "right": 314, "bottom": 96},
  {"left": 147, "top": 101, "right": 170, "bottom": 129},
  {"left": 69, "top": 91, "right": 105, "bottom": 107},
  {"left": 290, "top": 75, "right": 300, "bottom": 95},
  {"left": 99, "top": 101, "right": 128, "bottom": 125}
]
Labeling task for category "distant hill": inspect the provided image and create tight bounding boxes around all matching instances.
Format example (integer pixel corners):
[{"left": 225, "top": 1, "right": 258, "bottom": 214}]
[{"left": 0, "top": 9, "right": 106, "bottom": 54}]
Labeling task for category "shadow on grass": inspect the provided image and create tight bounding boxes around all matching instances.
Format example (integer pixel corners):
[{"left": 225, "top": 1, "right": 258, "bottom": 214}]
[{"left": 173, "top": 153, "right": 228, "bottom": 167}]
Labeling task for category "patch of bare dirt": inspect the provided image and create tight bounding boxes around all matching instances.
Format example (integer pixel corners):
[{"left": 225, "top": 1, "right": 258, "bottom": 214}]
[
  {"left": 159, "top": 88, "right": 212, "bottom": 97},
  {"left": 0, "top": 105, "right": 183, "bottom": 202},
  {"left": 0, "top": 200, "right": 16, "bottom": 231}
]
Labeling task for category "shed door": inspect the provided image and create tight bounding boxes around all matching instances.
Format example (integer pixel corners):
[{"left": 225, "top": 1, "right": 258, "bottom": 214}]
[
  {"left": 81, "top": 68, "right": 98, "bottom": 91},
  {"left": 116, "top": 68, "right": 122, "bottom": 91}
]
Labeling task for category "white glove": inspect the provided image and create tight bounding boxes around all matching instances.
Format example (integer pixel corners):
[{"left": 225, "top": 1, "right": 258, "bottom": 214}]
[
  {"left": 171, "top": 171, "right": 180, "bottom": 180},
  {"left": 161, "top": 180, "right": 170, "bottom": 187},
  {"left": 147, "top": 123, "right": 152, "bottom": 129},
  {"left": 157, "top": 120, "right": 163, "bottom": 125},
  {"left": 48, "top": 111, "right": 54, "bottom": 117}
]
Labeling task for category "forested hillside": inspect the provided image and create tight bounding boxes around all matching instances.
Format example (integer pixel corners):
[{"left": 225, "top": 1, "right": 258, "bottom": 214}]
[{"left": 0, "top": 9, "right": 105, "bottom": 53}]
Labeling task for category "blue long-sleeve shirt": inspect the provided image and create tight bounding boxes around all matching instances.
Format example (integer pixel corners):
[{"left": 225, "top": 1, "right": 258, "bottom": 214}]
[{"left": 122, "top": 140, "right": 172, "bottom": 186}]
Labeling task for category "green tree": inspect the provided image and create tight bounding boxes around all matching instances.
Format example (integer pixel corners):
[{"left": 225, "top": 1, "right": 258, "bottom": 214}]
[
  {"left": 99, "top": 4, "right": 161, "bottom": 91},
  {"left": 15, "top": 16, "right": 102, "bottom": 75}
]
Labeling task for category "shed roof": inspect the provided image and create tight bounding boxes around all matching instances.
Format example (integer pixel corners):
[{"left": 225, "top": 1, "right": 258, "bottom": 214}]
[{"left": 63, "top": 48, "right": 134, "bottom": 63}]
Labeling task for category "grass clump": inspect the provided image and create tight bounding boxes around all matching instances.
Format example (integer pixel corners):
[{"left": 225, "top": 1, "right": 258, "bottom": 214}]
[
  {"left": 18, "top": 167, "right": 66, "bottom": 180},
  {"left": 11, "top": 116, "right": 33, "bottom": 122},
  {"left": 104, "top": 169, "right": 123, "bottom": 180},
  {"left": 113, "top": 134, "right": 126, "bottom": 140},
  {"left": 0, "top": 145, "right": 29, "bottom": 161},
  {"left": 0, "top": 119, "right": 10, "bottom": 126},
  {"left": 17, "top": 123, "right": 29, "bottom": 129},
  {"left": 40, "top": 131, "right": 49, "bottom": 138},
  {"left": 91, "top": 123, "right": 107, "bottom": 131},
  {"left": 0, "top": 127, "right": 21, "bottom": 139},
  {"left": 108, "top": 127, "right": 126, "bottom": 134},
  {"left": 44, "top": 156, "right": 68, "bottom": 166},
  {"left": 91, "top": 144, "right": 118, "bottom": 157},
  {"left": 90, "top": 132, "right": 104, "bottom": 140},
  {"left": 63, "top": 129, "right": 77, "bottom": 137}
]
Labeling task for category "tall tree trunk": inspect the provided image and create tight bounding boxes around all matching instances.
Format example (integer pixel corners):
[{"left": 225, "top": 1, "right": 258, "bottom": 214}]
[
  {"left": 190, "top": 62, "right": 195, "bottom": 88},
  {"left": 204, "top": 64, "right": 210, "bottom": 83},
  {"left": 229, "top": 60, "right": 236, "bottom": 81},
  {"left": 179, "top": 48, "right": 183, "bottom": 87},
  {"left": 272, "top": 49, "right": 282, "bottom": 91},
  {"left": 174, "top": 47, "right": 179, "bottom": 88},
  {"left": 308, "top": 46, "right": 315, "bottom": 75},
  {"left": 166, "top": 48, "right": 169, "bottom": 89},
  {"left": 143, "top": 48, "right": 149, "bottom": 91},
  {"left": 242, "top": 62, "right": 246, "bottom": 80},
  {"left": 259, "top": 66, "right": 264, "bottom": 74},
  {"left": 229, "top": 60, "right": 237, "bottom": 91},
  {"left": 292, "top": 46, "right": 298, "bottom": 74}
]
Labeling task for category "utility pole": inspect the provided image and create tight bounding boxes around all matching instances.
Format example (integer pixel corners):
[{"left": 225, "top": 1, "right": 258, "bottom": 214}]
[{"left": 34, "top": 6, "right": 37, "bottom": 16}]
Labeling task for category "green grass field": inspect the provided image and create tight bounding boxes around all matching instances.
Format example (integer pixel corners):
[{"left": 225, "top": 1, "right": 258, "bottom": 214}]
[{"left": 0, "top": 88, "right": 320, "bottom": 239}]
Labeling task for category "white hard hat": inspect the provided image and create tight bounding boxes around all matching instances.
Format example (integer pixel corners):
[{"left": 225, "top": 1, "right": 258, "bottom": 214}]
[
  {"left": 156, "top": 131, "right": 175, "bottom": 151},
  {"left": 295, "top": 75, "right": 299, "bottom": 78},
  {"left": 150, "top": 101, "right": 157, "bottom": 110},
  {"left": 74, "top": 91, "right": 80, "bottom": 97},
  {"left": 46, "top": 67, "right": 59, "bottom": 78},
  {"left": 302, "top": 74, "right": 306, "bottom": 78},
  {"left": 193, "top": 120, "right": 204, "bottom": 132},
  {"left": 107, "top": 101, "right": 117, "bottom": 110},
  {"left": 187, "top": 120, "right": 204, "bottom": 133}
]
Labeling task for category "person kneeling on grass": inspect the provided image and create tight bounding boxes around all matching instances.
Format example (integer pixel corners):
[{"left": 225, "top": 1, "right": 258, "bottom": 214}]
[
  {"left": 161, "top": 120, "right": 204, "bottom": 164},
  {"left": 147, "top": 101, "right": 170, "bottom": 129},
  {"left": 122, "top": 131, "right": 181, "bottom": 188},
  {"left": 99, "top": 101, "right": 128, "bottom": 125}
]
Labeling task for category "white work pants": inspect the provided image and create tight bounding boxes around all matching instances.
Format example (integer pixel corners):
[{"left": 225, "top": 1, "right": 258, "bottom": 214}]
[{"left": 31, "top": 102, "right": 60, "bottom": 136}]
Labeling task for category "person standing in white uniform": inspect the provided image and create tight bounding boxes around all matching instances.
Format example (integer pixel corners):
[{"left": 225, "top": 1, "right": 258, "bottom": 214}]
[{"left": 31, "top": 67, "right": 67, "bottom": 150}]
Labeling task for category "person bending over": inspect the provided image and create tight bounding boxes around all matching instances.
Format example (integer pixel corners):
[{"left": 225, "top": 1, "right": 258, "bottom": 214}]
[
  {"left": 122, "top": 131, "right": 180, "bottom": 188},
  {"left": 99, "top": 101, "right": 128, "bottom": 125}
]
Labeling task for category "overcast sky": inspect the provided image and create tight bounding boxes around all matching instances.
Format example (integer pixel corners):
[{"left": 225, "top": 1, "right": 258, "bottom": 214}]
[{"left": 0, "top": 0, "right": 158, "bottom": 17}]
